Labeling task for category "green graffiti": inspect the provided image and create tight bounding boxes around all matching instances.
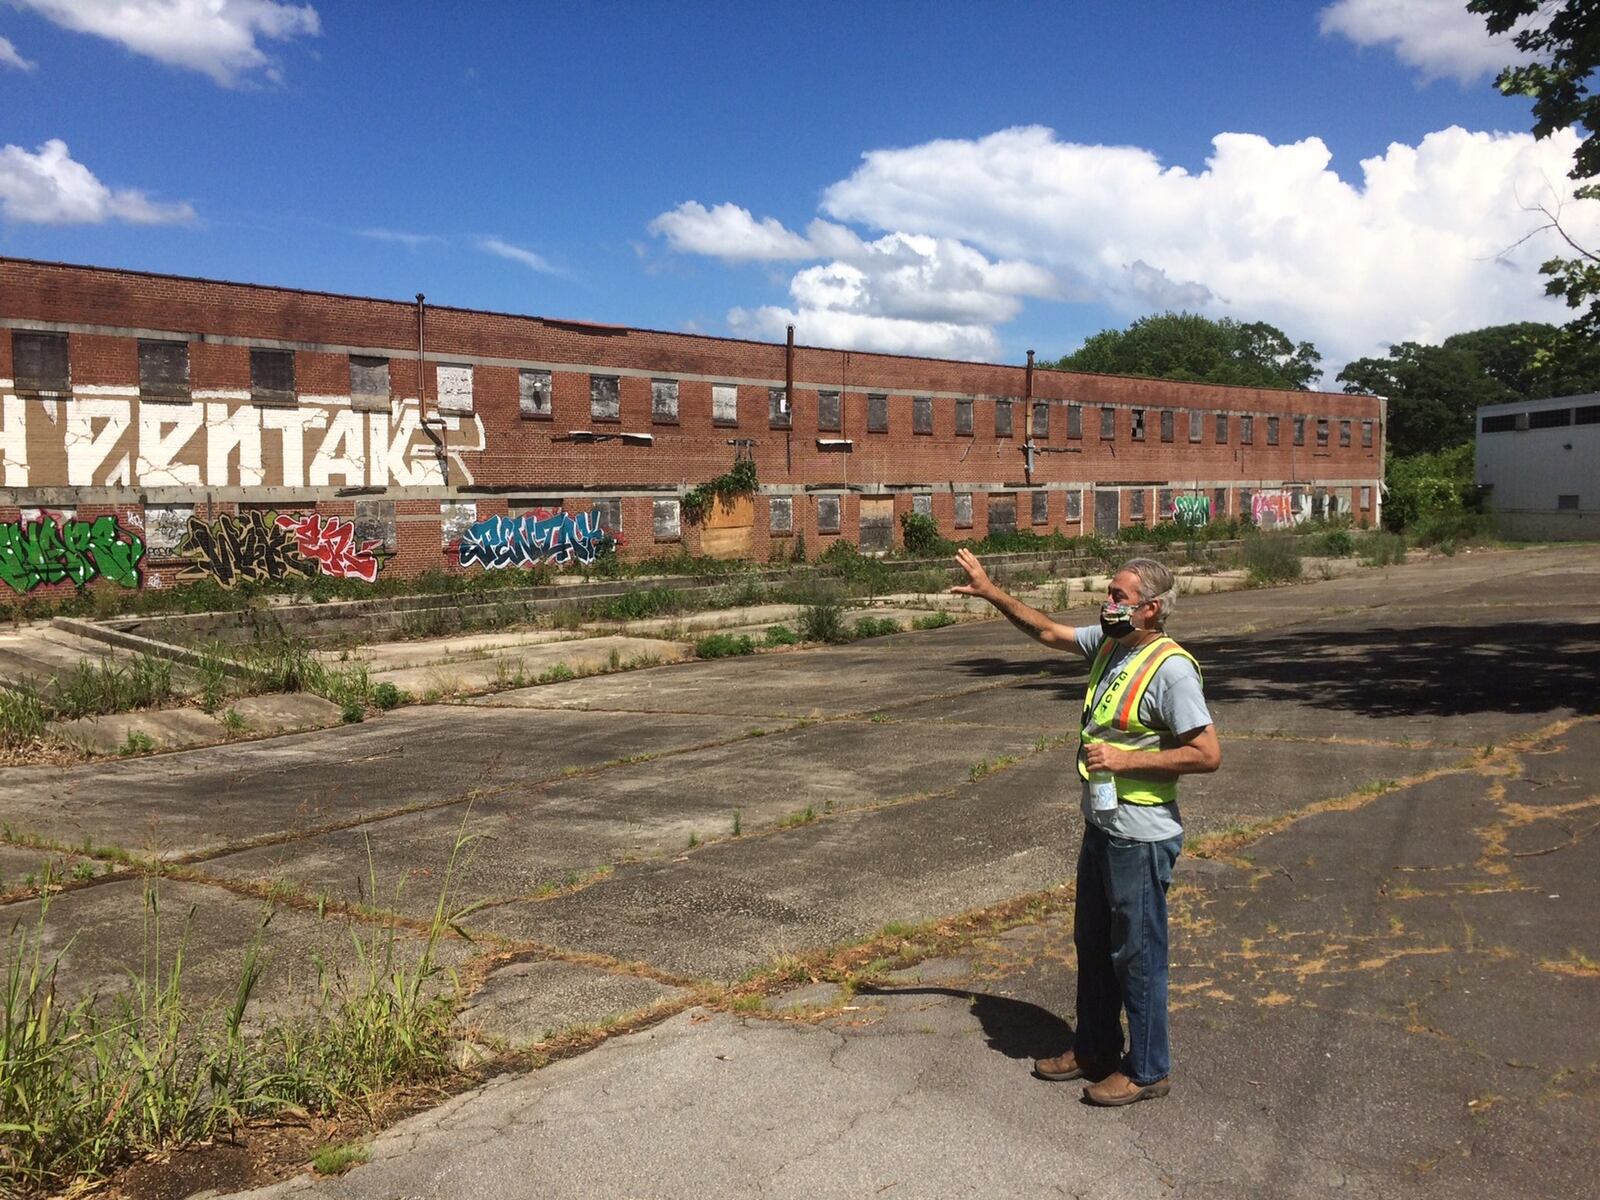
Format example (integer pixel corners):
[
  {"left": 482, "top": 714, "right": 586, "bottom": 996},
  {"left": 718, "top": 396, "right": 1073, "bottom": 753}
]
[
  {"left": 0, "top": 516, "right": 145, "bottom": 593},
  {"left": 1173, "top": 495, "right": 1211, "bottom": 528}
]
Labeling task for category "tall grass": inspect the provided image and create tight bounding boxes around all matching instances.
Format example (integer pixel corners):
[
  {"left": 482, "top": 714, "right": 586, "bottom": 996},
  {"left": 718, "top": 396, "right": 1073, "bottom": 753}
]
[
  {"left": 0, "top": 687, "right": 50, "bottom": 749},
  {"left": 1243, "top": 534, "right": 1303, "bottom": 586},
  {"left": 52, "top": 655, "right": 176, "bottom": 719}
]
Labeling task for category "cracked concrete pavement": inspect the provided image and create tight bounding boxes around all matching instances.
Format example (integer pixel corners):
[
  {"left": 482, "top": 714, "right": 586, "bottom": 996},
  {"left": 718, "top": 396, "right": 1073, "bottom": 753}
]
[{"left": 3, "top": 544, "right": 1598, "bottom": 1197}]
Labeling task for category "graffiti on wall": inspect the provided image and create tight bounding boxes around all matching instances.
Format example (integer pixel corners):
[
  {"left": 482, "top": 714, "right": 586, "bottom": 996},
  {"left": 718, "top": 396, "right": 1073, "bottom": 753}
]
[
  {"left": 458, "top": 509, "right": 612, "bottom": 569},
  {"left": 1251, "top": 490, "right": 1300, "bottom": 529},
  {"left": 0, "top": 393, "right": 485, "bottom": 490},
  {"left": 174, "top": 511, "right": 388, "bottom": 586},
  {"left": 0, "top": 514, "right": 145, "bottom": 592},
  {"left": 1173, "top": 495, "right": 1211, "bottom": 527}
]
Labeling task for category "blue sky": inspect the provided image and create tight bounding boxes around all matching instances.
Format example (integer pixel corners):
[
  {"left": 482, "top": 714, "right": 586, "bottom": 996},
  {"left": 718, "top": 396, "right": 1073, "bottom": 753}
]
[{"left": 2, "top": 0, "right": 1595, "bottom": 379}]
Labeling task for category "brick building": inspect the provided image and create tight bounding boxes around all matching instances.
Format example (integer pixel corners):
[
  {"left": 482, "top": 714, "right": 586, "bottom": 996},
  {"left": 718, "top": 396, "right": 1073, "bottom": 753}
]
[{"left": 0, "top": 258, "right": 1384, "bottom": 594}]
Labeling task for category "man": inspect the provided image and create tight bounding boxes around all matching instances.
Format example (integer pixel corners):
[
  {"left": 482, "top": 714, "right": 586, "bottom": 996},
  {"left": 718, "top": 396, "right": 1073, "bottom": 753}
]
[{"left": 952, "top": 548, "right": 1220, "bottom": 1106}]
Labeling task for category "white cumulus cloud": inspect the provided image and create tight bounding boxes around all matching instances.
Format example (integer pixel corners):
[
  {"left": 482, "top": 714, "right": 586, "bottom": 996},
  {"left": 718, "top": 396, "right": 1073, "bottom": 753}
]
[
  {"left": 15, "top": 0, "right": 320, "bottom": 86},
  {"left": 0, "top": 138, "right": 195, "bottom": 224},
  {"left": 1318, "top": 0, "right": 1528, "bottom": 85},
  {"left": 477, "top": 236, "right": 560, "bottom": 275},
  {"left": 0, "top": 35, "right": 37, "bottom": 70},
  {"left": 650, "top": 201, "right": 814, "bottom": 261}
]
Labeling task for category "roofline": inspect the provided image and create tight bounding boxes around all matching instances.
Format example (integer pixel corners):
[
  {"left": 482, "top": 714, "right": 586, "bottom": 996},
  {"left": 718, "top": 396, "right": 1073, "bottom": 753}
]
[
  {"left": 4, "top": 255, "right": 1358, "bottom": 401},
  {"left": 1477, "top": 391, "right": 1600, "bottom": 414}
]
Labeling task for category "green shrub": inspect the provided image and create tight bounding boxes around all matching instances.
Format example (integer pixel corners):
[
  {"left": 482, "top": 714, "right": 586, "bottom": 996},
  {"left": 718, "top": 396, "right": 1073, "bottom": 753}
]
[
  {"left": 762, "top": 624, "right": 799, "bottom": 646},
  {"left": 339, "top": 701, "right": 365, "bottom": 724},
  {"left": 1243, "top": 533, "right": 1303, "bottom": 586},
  {"left": 372, "top": 682, "right": 402, "bottom": 710},
  {"left": 911, "top": 611, "right": 956, "bottom": 631},
  {"left": 851, "top": 616, "right": 901, "bottom": 639},
  {"left": 1317, "top": 529, "right": 1355, "bottom": 557},
  {"left": 0, "top": 687, "right": 51, "bottom": 748},
  {"left": 1358, "top": 531, "right": 1408, "bottom": 566},
  {"left": 595, "top": 587, "right": 683, "bottom": 622},
  {"left": 799, "top": 601, "right": 848, "bottom": 643},
  {"left": 695, "top": 633, "right": 756, "bottom": 659},
  {"left": 899, "top": 512, "right": 948, "bottom": 557}
]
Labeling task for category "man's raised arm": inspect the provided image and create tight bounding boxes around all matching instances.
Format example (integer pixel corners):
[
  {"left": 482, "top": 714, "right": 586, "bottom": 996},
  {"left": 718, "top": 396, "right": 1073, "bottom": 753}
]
[{"left": 950, "top": 548, "right": 1082, "bottom": 654}]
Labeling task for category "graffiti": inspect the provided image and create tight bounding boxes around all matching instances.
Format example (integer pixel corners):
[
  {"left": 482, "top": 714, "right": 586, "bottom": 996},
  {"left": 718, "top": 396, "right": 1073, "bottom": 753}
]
[
  {"left": 1173, "top": 495, "right": 1211, "bottom": 527},
  {"left": 0, "top": 392, "right": 485, "bottom": 490},
  {"left": 1251, "top": 490, "right": 1308, "bottom": 529},
  {"left": 176, "top": 511, "right": 316, "bottom": 587},
  {"left": 275, "top": 513, "right": 388, "bottom": 583},
  {"left": 458, "top": 509, "right": 612, "bottom": 568},
  {"left": 0, "top": 515, "right": 145, "bottom": 592}
]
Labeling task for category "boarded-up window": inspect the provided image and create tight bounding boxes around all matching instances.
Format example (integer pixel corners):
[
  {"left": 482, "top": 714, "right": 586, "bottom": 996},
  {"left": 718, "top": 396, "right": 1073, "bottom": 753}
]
[
  {"left": 1032, "top": 490, "right": 1049, "bottom": 525},
  {"left": 913, "top": 395, "right": 932, "bottom": 435},
  {"left": 143, "top": 504, "right": 192, "bottom": 557},
  {"left": 652, "top": 379, "right": 679, "bottom": 423},
  {"left": 1100, "top": 407, "right": 1116, "bottom": 439},
  {"left": 712, "top": 384, "right": 738, "bottom": 425},
  {"left": 954, "top": 492, "right": 973, "bottom": 528},
  {"left": 988, "top": 494, "right": 1016, "bottom": 533},
  {"left": 1068, "top": 404, "right": 1082, "bottom": 438},
  {"left": 995, "top": 399, "right": 1013, "bottom": 438},
  {"left": 590, "top": 375, "right": 620, "bottom": 421},
  {"left": 11, "top": 331, "right": 69, "bottom": 391},
  {"left": 1558, "top": 494, "right": 1580, "bottom": 510},
  {"left": 139, "top": 340, "right": 190, "bottom": 401},
  {"left": 520, "top": 368, "right": 553, "bottom": 419},
  {"left": 1361, "top": 486, "right": 1372, "bottom": 508},
  {"left": 1159, "top": 488, "right": 1173, "bottom": 518},
  {"left": 1032, "top": 401, "right": 1049, "bottom": 439},
  {"left": 354, "top": 499, "right": 398, "bottom": 553},
  {"left": 770, "top": 496, "right": 793, "bottom": 534},
  {"left": 1362, "top": 420, "right": 1374, "bottom": 447},
  {"left": 1239, "top": 488, "right": 1252, "bottom": 517},
  {"left": 1267, "top": 416, "right": 1280, "bottom": 445},
  {"left": 1067, "top": 490, "right": 1082, "bottom": 521},
  {"left": 1240, "top": 415, "right": 1254, "bottom": 445},
  {"left": 1294, "top": 416, "right": 1306, "bottom": 445},
  {"left": 955, "top": 397, "right": 974, "bottom": 436},
  {"left": 1340, "top": 419, "right": 1352, "bottom": 447},
  {"left": 1214, "top": 487, "right": 1229, "bottom": 514},
  {"left": 1160, "top": 410, "right": 1174, "bottom": 442},
  {"left": 913, "top": 493, "right": 933, "bottom": 517},
  {"left": 653, "top": 498, "right": 681, "bottom": 540},
  {"left": 1215, "top": 413, "right": 1228, "bottom": 444},
  {"left": 1131, "top": 409, "right": 1145, "bottom": 440},
  {"left": 440, "top": 501, "right": 477, "bottom": 548},
  {"left": 1190, "top": 411, "right": 1203, "bottom": 442},
  {"left": 817, "top": 494, "right": 840, "bottom": 534},
  {"left": 818, "top": 390, "right": 841, "bottom": 431},
  {"left": 1316, "top": 418, "right": 1330, "bottom": 447},
  {"left": 592, "top": 497, "right": 621, "bottom": 532},
  {"left": 1130, "top": 489, "right": 1145, "bottom": 519},
  {"left": 250, "top": 348, "right": 296, "bottom": 406},
  {"left": 867, "top": 393, "right": 888, "bottom": 432},
  {"left": 349, "top": 355, "right": 389, "bottom": 412},
  {"left": 769, "top": 387, "right": 790, "bottom": 428},
  {"left": 437, "top": 364, "right": 474, "bottom": 415}
]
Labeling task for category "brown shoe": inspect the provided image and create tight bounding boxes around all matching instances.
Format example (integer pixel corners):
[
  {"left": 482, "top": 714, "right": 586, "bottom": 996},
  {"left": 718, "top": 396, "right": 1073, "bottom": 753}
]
[
  {"left": 1033, "top": 1050, "right": 1118, "bottom": 1082},
  {"left": 1083, "top": 1071, "right": 1170, "bottom": 1106}
]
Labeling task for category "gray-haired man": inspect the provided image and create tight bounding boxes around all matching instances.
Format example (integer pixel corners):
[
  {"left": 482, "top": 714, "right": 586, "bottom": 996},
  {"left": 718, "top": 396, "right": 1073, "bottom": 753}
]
[{"left": 952, "top": 549, "right": 1220, "bottom": 1105}]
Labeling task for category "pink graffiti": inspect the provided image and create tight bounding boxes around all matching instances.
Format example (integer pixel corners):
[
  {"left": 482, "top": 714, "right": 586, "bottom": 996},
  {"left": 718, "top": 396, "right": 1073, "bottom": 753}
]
[
  {"left": 1251, "top": 490, "right": 1295, "bottom": 529},
  {"left": 275, "top": 513, "right": 386, "bottom": 583}
]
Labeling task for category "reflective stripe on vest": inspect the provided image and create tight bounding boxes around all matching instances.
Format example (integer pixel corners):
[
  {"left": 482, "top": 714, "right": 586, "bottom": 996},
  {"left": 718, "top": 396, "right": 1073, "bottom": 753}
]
[{"left": 1076, "top": 635, "right": 1202, "bottom": 806}]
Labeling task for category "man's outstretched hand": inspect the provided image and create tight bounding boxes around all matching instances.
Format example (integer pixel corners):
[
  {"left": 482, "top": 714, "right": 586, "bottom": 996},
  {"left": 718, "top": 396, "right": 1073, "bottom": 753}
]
[{"left": 951, "top": 548, "right": 996, "bottom": 600}]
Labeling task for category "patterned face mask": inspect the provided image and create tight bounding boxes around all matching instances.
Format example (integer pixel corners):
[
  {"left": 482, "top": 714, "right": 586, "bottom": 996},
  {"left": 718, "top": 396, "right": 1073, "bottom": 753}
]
[{"left": 1099, "top": 599, "right": 1139, "bottom": 638}]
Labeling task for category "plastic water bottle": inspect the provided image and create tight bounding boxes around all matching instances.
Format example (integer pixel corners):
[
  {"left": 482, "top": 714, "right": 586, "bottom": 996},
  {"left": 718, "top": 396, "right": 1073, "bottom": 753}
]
[{"left": 1089, "top": 770, "right": 1119, "bottom": 812}]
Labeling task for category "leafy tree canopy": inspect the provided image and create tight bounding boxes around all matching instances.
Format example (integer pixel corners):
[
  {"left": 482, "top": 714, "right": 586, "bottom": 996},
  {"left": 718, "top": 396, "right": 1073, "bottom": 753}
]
[
  {"left": 1049, "top": 312, "right": 1322, "bottom": 391},
  {"left": 1337, "top": 342, "right": 1515, "bottom": 457},
  {"left": 1440, "top": 321, "right": 1600, "bottom": 398}
]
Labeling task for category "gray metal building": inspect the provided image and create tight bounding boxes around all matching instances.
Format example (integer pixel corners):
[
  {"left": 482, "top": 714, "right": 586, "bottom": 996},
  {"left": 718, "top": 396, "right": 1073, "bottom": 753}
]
[{"left": 1475, "top": 393, "right": 1600, "bottom": 539}]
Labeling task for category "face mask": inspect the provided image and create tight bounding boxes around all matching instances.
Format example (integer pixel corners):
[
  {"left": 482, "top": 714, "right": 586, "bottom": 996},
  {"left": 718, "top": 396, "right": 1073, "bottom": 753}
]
[{"left": 1099, "top": 600, "right": 1138, "bottom": 639}]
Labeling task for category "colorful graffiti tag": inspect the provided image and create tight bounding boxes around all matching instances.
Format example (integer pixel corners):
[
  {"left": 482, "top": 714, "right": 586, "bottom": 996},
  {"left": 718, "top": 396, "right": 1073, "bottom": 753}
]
[
  {"left": 458, "top": 509, "right": 612, "bottom": 569},
  {"left": 175, "top": 511, "right": 388, "bottom": 586},
  {"left": 0, "top": 515, "right": 145, "bottom": 592},
  {"left": 1251, "top": 490, "right": 1299, "bottom": 529},
  {"left": 276, "top": 513, "right": 388, "bottom": 583},
  {"left": 1173, "top": 495, "right": 1211, "bottom": 528}
]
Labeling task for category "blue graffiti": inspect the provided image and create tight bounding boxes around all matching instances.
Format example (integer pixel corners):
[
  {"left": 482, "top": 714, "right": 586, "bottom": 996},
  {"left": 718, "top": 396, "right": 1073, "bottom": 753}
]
[{"left": 458, "top": 508, "right": 612, "bottom": 569}]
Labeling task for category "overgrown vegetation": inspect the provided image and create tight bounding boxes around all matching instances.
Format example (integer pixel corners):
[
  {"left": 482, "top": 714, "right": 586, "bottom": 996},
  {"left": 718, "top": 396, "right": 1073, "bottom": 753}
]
[
  {"left": 1243, "top": 534, "right": 1303, "bottom": 586},
  {"left": 681, "top": 459, "right": 759, "bottom": 525}
]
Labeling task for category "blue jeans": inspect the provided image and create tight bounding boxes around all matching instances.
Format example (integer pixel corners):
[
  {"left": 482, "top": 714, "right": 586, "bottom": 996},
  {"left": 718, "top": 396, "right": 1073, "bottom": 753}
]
[{"left": 1073, "top": 823, "right": 1183, "bottom": 1084}]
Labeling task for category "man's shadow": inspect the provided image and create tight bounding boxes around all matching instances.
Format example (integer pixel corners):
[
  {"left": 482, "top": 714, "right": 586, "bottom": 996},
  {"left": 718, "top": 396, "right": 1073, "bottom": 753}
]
[{"left": 854, "top": 985, "right": 1072, "bottom": 1062}]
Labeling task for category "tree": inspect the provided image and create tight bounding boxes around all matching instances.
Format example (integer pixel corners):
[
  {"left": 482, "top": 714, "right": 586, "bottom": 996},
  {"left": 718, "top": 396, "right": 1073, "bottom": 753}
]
[
  {"left": 1469, "top": 0, "right": 1600, "bottom": 338},
  {"left": 1050, "top": 312, "right": 1322, "bottom": 391},
  {"left": 1440, "top": 321, "right": 1600, "bottom": 398},
  {"left": 1337, "top": 342, "right": 1515, "bottom": 457}
]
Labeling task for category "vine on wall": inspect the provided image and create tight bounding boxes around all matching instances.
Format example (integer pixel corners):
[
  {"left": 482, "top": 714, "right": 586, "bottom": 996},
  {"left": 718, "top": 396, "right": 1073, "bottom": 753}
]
[{"left": 681, "top": 459, "right": 758, "bottom": 525}]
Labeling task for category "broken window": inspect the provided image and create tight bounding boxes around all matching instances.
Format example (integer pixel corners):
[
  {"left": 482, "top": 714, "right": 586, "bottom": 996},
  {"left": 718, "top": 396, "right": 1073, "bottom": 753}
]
[
  {"left": 1189, "top": 411, "right": 1203, "bottom": 442},
  {"left": 1293, "top": 416, "right": 1305, "bottom": 445},
  {"left": 1032, "top": 401, "right": 1049, "bottom": 439},
  {"left": 1267, "top": 416, "right": 1280, "bottom": 445},
  {"left": 519, "top": 368, "right": 553, "bottom": 419},
  {"left": 1160, "top": 410, "right": 1174, "bottom": 443},
  {"left": 1340, "top": 419, "right": 1352, "bottom": 447},
  {"left": 1130, "top": 489, "right": 1145, "bottom": 519},
  {"left": 867, "top": 392, "right": 888, "bottom": 433},
  {"left": 11, "top": 331, "right": 69, "bottom": 391},
  {"left": 1360, "top": 486, "right": 1372, "bottom": 508},
  {"left": 1215, "top": 413, "right": 1228, "bottom": 444},
  {"left": 1067, "top": 404, "right": 1083, "bottom": 438},
  {"left": 1032, "top": 490, "right": 1049, "bottom": 525},
  {"left": 349, "top": 355, "right": 389, "bottom": 412},
  {"left": 769, "top": 387, "right": 791, "bottom": 429},
  {"left": 955, "top": 396, "right": 974, "bottom": 436},
  {"left": 651, "top": 379, "right": 679, "bottom": 423},
  {"left": 816, "top": 494, "right": 841, "bottom": 534},
  {"left": 818, "top": 390, "right": 842, "bottom": 432},
  {"left": 589, "top": 375, "right": 620, "bottom": 422},
  {"left": 1100, "top": 407, "right": 1116, "bottom": 439},
  {"left": 250, "top": 348, "right": 296, "bottom": 406},
  {"left": 769, "top": 496, "right": 793, "bottom": 534},
  {"left": 995, "top": 398, "right": 1013, "bottom": 438},
  {"left": 139, "top": 340, "right": 190, "bottom": 401},
  {"left": 1066, "top": 490, "right": 1082, "bottom": 522},
  {"left": 913, "top": 395, "right": 933, "bottom": 435},
  {"left": 653, "top": 498, "right": 681, "bottom": 540},
  {"left": 712, "top": 383, "right": 738, "bottom": 425},
  {"left": 1131, "top": 409, "right": 1145, "bottom": 441},
  {"left": 1362, "top": 420, "right": 1374, "bottom": 447},
  {"left": 1159, "top": 488, "right": 1173, "bottom": 518},
  {"left": 1316, "top": 418, "right": 1330, "bottom": 448},
  {"left": 1214, "top": 487, "right": 1228, "bottom": 514},
  {"left": 1240, "top": 415, "right": 1253, "bottom": 445}
]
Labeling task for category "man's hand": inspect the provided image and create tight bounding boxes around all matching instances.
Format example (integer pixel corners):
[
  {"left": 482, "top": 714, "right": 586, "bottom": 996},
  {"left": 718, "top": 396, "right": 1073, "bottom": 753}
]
[
  {"left": 951, "top": 548, "right": 996, "bottom": 600},
  {"left": 1084, "top": 743, "right": 1137, "bottom": 773}
]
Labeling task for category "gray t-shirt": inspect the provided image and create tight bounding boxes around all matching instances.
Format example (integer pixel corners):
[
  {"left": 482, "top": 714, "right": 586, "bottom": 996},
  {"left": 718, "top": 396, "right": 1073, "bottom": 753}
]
[{"left": 1073, "top": 626, "right": 1213, "bottom": 841}]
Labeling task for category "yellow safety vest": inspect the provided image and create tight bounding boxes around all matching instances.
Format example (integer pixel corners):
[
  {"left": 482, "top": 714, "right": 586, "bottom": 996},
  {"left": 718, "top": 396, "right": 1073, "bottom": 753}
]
[{"left": 1076, "top": 634, "right": 1203, "bottom": 806}]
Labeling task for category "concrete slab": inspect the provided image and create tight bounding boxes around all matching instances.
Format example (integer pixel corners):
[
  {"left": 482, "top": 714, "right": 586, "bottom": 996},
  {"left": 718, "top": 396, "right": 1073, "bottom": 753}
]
[
  {"left": 226, "top": 692, "right": 345, "bottom": 735},
  {"left": 57, "top": 707, "right": 223, "bottom": 754},
  {"left": 372, "top": 636, "right": 691, "bottom": 697},
  {"left": 460, "top": 958, "right": 688, "bottom": 1047},
  {"left": 589, "top": 603, "right": 804, "bottom": 636},
  {"left": 0, "top": 844, "right": 112, "bottom": 893},
  {"left": 318, "top": 628, "right": 589, "bottom": 673}
]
